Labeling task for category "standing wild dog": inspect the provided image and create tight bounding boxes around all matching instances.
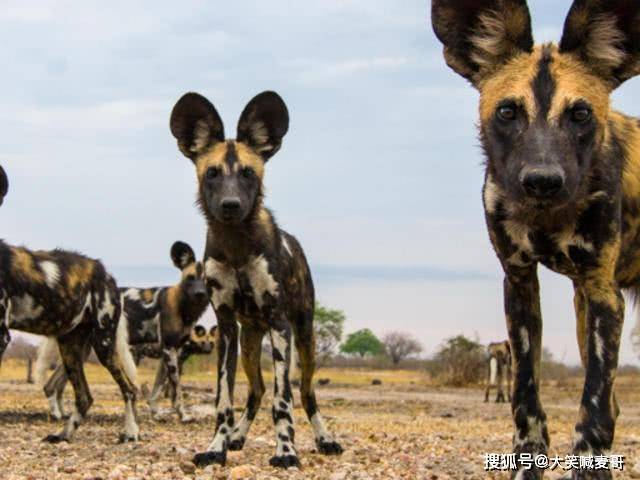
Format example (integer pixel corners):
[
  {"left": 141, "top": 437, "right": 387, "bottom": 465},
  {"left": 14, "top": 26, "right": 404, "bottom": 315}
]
[
  {"left": 38, "top": 241, "right": 209, "bottom": 423},
  {"left": 0, "top": 167, "right": 138, "bottom": 442},
  {"left": 432, "top": 0, "right": 640, "bottom": 477},
  {"left": 170, "top": 91, "right": 343, "bottom": 468},
  {"left": 485, "top": 340, "right": 512, "bottom": 403},
  {"left": 139, "top": 324, "right": 217, "bottom": 417}
]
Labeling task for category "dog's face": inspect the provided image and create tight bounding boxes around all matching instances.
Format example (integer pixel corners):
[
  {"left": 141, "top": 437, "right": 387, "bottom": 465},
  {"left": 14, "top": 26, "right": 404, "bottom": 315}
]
[
  {"left": 432, "top": 0, "right": 640, "bottom": 210},
  {"left": 170, "top": 241, "right": 207, "bottom": 304},
  {"left": 188, "top": 324, "right": 217, "bottom": 354},
  {"left": 170, "top": 91, "right": 289, "bottom": 225}
]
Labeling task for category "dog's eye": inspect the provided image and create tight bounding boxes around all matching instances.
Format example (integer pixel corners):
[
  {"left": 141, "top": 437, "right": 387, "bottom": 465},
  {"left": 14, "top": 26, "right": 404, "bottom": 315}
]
[
  {"left": 497, "top": 105, "right": 516, "bottom": 121},
  {"left": 206, "top": 167, "right": 219, "bottom": 180},
  {"left": 571, "top": 107, "right": 592, "bottom": 124},
  {"left": 241, "top": 167, "right": 253, "bottom": 178}
]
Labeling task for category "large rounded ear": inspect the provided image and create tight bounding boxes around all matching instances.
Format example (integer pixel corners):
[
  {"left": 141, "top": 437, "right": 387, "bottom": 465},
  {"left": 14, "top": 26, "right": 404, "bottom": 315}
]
[
  {"left": 431, "top": 0, "right": 534, "bottom": 88},
  {"left": 0, "top": 166, "right": 8, "bottom": 206},
  {"left": 559, "top": 0, "right": 640, "bottom": 89},
  {"left": 236, "top": 91, "right": 289, "bottom": 161},
  {"left": 170, "top": 241, "right": 196, "bottom": 270},
  {"left": 170, "top": 93, "right": 225, "bottom": 162}
]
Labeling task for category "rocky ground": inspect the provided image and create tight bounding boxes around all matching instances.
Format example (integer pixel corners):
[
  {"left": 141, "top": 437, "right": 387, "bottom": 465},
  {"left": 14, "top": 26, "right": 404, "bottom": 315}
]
[{"left": 0, "top": 362, "right": 639, "bottom": 479}]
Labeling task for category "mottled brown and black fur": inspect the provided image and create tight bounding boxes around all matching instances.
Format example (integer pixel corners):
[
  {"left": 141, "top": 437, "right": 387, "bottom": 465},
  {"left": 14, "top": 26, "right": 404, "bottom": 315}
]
[
  {"left": 485, "top": 340, "right": 512, "bottom": 403},
  {"left": 170, "top": 91, "right": 342, "bottom": 469},
  {"left": 40, "top": 241, "right": 209, "bottom": 423},
  {"left": 0, "top": 228, "right": 138, "bottom": 442},
  {"left": 433, "top": 1, "right": 640, "bottom": 478}
]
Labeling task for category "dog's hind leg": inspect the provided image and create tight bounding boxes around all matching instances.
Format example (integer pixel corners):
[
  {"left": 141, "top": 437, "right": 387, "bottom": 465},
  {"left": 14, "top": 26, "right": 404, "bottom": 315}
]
[
  {"left": 162, "top": 347, "right": 192, "bottom": 423},
  {"left": 293, "top": 310, "right": 342, "bottom": 456},
  {"left": 43, "top": 330, "right": 92, "bottom": 443},
  {"left": 0, "top": 324, "right": 10, "bottom": 367},
  {"left": 147, "top": 361, "right": 168, "bottom": 417},
  {"left": 228, "top": 324, "right": 266, "bottom": 451}
]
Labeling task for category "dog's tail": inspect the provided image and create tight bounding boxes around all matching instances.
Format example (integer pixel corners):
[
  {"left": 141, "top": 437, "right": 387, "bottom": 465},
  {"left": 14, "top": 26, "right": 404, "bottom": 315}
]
[
  {"left": 115, "top": 312, "right": 138, "bottom": 388},
  {"left": 35, "top": 337, "right": 60, "bottom": 386}
]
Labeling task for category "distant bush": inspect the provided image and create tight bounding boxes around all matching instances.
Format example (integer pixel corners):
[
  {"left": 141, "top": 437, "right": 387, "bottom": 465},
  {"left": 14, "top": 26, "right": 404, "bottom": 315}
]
[{"left": 428, "top": 335, "right": 485, "bottom": 386}]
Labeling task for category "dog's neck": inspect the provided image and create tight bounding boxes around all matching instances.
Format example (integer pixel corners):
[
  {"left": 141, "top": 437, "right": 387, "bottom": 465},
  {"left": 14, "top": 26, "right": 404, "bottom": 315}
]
[{"left": 206, "top": 203, "right": 276, "bottom": 267}]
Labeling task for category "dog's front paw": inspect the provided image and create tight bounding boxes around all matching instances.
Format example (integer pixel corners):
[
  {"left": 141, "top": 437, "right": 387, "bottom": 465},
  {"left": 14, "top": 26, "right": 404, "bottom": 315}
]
[
  {"left": 43, "top": 434, "right": 69, "bottom": 444},
  {"left": 269, "top": 454, "right": 301, "bottom": 469},
  {"left": 316, "top": 438, "right": 343, "bottom": 455}
]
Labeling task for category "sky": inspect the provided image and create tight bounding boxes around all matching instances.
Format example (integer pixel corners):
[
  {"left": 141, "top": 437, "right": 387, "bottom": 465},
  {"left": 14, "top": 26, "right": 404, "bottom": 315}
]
[{"left": 1, "top": 0, "right": 640, "bottom": 365}]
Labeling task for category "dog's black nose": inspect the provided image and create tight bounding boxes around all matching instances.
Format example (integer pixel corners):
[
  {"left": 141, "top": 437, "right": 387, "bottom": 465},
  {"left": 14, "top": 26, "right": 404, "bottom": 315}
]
[
  {"left": 521, "top": 169, "right": 564, "bottom": 198},
  {"left": 221, "top": 198, "right": 241, "bottom": 213}
]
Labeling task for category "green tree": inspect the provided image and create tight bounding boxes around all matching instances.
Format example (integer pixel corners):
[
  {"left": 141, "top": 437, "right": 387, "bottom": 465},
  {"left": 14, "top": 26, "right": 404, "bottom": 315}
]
[
  {"left": 340, "top": 328, "right": 384, "bottom": 358},
  {"left": 314, "top": 303, "right": 345, "bottom": 366}
]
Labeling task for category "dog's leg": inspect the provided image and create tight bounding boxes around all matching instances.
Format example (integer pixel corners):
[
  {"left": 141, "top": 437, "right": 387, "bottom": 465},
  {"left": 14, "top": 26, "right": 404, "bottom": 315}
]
[
  {"left": 147, "top": 360, "right": 168, "bottom": 417},
  {"left": 43, "top": 335, "right": 92, "bottom": 443},
  {"left": 294, "top": 311, "right": 342, "bottom": 456},
  {"left": 571, "top": 280, "right": 623, "bottom": 480},
  {"left": 91, "top": 283, "right": 139, "bottom": 443},
  {"left": 0, "top": 324, "right": 10, "bottom": 367},
  {"left": 228, "top": 324, "right": 266, "bottom": 451},
  {"left": 44, "top": 364, "right": 68, "bottom": 420},
  {"left": 162, "top": 347, "right": 192, "bottom": 423},
  {"left": 267, "top": 323, "right": 300, "bottom": 469},
  {"left": 193, "top": 308, "right": 238, "bottom": 467},
  {"left": 504, "top": 268, "right": 548, "bottom": 480}
]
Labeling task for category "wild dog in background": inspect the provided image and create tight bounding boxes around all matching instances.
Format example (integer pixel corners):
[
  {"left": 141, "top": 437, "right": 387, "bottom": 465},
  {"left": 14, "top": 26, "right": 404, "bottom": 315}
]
[
  {"left": 37, "top": 241, "right": 209, "bottom": 423},
  {"left": 432, "top": 0, "right": 640, "bottom": 478},
  {"left": 137, "top": 325, "right": 217, "bottom": 415},
  {"left": 170, "top": 91, "right": 343, "bottom": 468},
  {"left": 484, "top": 340, "right": 511, "bottom": 403}
]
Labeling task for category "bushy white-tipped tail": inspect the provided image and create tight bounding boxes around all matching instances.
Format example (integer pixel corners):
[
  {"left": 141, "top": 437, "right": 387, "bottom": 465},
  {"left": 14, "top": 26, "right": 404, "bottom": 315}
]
[
  {"left": 35, "top": 337, "right": 60, "bottom": 386},
  {"left": 115, "top": 314, "right": 138, "bottom": 388}
]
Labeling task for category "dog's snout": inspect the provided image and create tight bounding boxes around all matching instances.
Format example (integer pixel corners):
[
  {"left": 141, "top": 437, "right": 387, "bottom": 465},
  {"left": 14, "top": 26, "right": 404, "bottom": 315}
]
[
  {"left": 520, "top": 168, "right": 565, "bottom": 199},
  {"left": 221, "top": 197, "right": 241, "bottom": 213}
]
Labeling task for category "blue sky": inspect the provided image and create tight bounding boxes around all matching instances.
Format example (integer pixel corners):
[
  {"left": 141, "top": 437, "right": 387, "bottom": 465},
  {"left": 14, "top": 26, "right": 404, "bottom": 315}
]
[{"left": 2, "top": 1, "right": 640, "bottom": 364}]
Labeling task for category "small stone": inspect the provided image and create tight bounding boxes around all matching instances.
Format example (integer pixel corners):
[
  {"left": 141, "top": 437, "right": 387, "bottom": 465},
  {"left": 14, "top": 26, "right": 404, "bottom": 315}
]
[
  {"left": 229, "top": 465, "right": 254, "bottom": 479},
  {"left": 180, "top": 461, "right": 196, "bottom": 474}
]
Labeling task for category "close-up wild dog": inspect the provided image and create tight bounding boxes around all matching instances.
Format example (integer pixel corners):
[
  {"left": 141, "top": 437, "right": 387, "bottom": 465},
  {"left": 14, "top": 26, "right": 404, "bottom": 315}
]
[
  {"left": 36, "top": 241, "right": 209, "bottom": 423},
  {"left": 170, "top": 91, "right": 343, "bottom": 468},
  {"left": 0, "top": 166, "right": 139, "bottom": 443},
  {"left": 485, "top": 340, "right": 512, "bottom": 404},
  {"left": 432, "top": 0, "right": 640, "bottom": 478}
]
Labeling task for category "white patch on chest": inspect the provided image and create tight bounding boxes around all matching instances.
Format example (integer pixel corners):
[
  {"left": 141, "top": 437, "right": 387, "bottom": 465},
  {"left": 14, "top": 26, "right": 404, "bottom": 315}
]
[
  {"left": 39, "top": 261, "right": 60, "bottom": 288},
  {"left": 205, "top": 258, "right": 239, "bottom": 309},
  {"left": 7, "top": 294, "right": 44, "bottom": 326},
  {"left": 242, "top": 255, "right": 279, "bottom": 308},
  {"left": 205, "top": 256, "right": 279, "bottom": 310},
  {"left": 554, "top": 230, "right": 594, "bottom": 258}
]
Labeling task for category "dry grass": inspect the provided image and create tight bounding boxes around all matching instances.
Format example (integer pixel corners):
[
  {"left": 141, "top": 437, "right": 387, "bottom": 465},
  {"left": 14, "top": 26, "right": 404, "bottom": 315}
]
[{"left": 0, "top": 359, "right": 639, "bottom": 479}]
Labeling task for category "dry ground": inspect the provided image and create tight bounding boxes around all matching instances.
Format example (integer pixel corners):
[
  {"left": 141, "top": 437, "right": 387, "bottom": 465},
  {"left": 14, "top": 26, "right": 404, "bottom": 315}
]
[{"left": 0, "top": 360, "right": 639, "bottom": 479}]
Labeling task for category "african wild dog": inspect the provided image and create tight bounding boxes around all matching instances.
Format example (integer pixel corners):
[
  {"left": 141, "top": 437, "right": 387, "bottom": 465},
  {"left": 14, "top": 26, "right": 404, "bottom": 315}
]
[
  {"left": 36, "top": 241, "right": 209, "bottom": 423},
  {"left": 432, "top": 0, "right": 640, "bottom": 477},
  {"left": 0, "top": 168, "right": 138, "bottom": 442},
  {"left": 484, "top": 340, "right": 512, "bottom": 404},
  {"left": 170, "top": 91, "right": 343, "bottom": 468},
  {"left": 136, "top": 325, "right": 217, "bottom": 415}
]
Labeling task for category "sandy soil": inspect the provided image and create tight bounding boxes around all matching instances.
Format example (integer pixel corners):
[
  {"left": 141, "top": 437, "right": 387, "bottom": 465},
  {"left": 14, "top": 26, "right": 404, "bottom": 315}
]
[{"left": 0, "top": 363, "right": 639, "bottom": 479}]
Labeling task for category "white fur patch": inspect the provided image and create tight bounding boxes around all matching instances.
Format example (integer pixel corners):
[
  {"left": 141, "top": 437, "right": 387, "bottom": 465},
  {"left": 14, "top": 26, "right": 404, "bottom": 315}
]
[
  {"left": 205, "top": 258, "right": 238, "bottom": 308},
  {"left": 35, "top": 337, "right": 61, "bottom": 386},
  {"left": 6, "top": 294, "right": 44, "bottom": 327},
  {"left": 244, "top": 255, "right": 279, "bottom": 308},
  {"left": 282, "top": 237, "right": 293, "bottom": 257},
  {"left": 483, "top": 175, "right": 501, "bottom": 215},
  {"left": 520, "top": 327, "right": 530, "bottom": 354},
  {"left": 39, "top": 261, "right": 60, "bottom": 288},
  {"left": 67, "top": 293, "right": 91, "bottom": 333}
]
